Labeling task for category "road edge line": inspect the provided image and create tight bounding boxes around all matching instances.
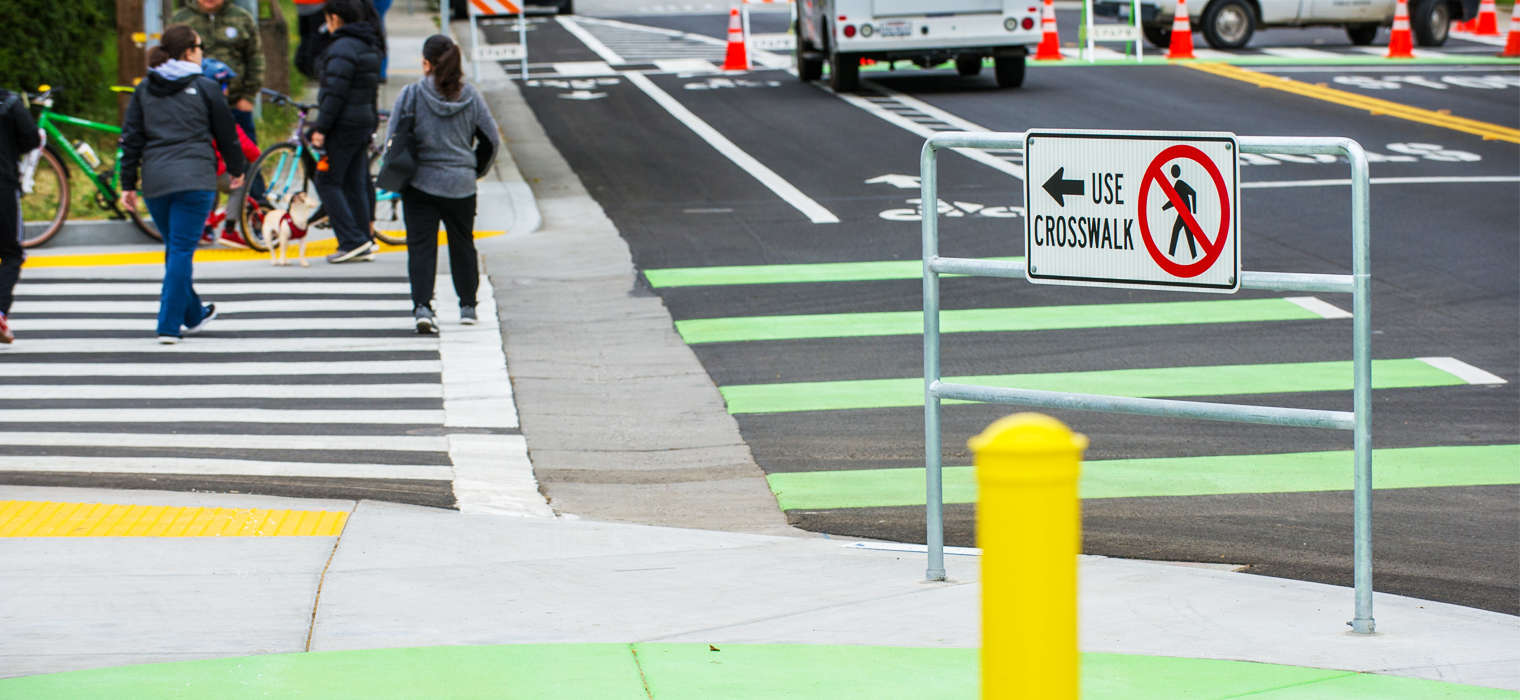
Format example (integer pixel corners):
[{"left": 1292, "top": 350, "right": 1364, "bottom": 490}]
[{"left": 1416, "top": 357, "right": 1509, "bottom": 384}]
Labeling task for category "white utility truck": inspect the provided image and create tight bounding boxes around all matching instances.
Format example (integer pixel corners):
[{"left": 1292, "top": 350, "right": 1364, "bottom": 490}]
[
  {"left": 796, "top": 0, "right": 1044, "bottom": 92},
  {"left": 1094, "top": 0, "right": 1480, "bottom": 49}
]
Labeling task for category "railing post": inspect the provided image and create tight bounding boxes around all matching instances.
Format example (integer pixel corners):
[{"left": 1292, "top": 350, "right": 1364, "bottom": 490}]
[
  {"left": 1346, "top": 139, "right": 1376, "bottom": 635},
  {"left": 923, "top": 138, "right": 946, "bottom": 582}
]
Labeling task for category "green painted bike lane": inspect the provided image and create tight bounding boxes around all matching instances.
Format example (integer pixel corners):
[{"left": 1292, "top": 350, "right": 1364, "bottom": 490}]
[
  {"left": 767, "top": 444, "right": 1520, "bottom": 511},
  {"left": 3, "top": 644, "right": 1513, "bottom": 699}
]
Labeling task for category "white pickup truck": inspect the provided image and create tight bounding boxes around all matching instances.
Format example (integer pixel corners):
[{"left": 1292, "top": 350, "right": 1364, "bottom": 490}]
[
  {"left": 1094, "top": 0, "right": 1480, "bottom": 49},
  {"left": 796, "top": 0, "right": 1044, "bottom": 92}
]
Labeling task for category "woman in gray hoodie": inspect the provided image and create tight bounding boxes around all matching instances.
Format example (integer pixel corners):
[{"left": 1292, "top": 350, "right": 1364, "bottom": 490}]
[{"left": 387, "top": 34, "right": 500, "bottom": 334}]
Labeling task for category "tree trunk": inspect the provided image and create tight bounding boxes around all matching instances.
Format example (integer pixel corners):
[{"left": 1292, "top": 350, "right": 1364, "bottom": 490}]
[
  {"left": 260, "top": 0, "right": 291, "bottom": 96},
  {"left": 117, "top": 0, "right": 148, "bottom": 120}
]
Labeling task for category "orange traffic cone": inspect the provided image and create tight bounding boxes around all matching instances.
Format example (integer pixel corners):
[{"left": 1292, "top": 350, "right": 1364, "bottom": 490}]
[
  {"left": 1386, "top": 0, "right": 1414, "bottom": 58},
  {"left": 1472, "top": 0, "right": 1501, "bottom": 34},
  {"left": 1167, "top": 0, "right": 1196, "bottom": 59},
  {"left": 722, "top": 7, "right": 749, "bottom": 70},
  {"left": 1500, "top": 8, "right": 1520, "bottom": 56},
  {"left": 1035, "top": 0, "right": 1063, "bottom": 60}
]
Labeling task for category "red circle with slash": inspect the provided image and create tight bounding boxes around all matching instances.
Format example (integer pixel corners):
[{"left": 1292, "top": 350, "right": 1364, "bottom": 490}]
[{"left": 1137, "top": 145, "right": 1231, "bottom": 279}]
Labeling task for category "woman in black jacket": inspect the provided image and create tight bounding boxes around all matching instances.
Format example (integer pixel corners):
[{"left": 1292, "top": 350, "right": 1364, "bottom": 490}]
[
  {"left": 309, "top": 0, "right": 384, "bottom": 264},
  {"left": 119, "top": 24, "right": 247, "bottom": 344}
]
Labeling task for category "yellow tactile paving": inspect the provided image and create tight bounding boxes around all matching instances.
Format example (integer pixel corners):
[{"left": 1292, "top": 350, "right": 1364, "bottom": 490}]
[
  {"left": 0, "top": 500, "right": 349, "bottom": 537},
  {"left": 1186, "top": 63, "right": 1520, "bottom": 144},
  {"left": 22, "top": 229, "right": 507, "bottom": 269}
]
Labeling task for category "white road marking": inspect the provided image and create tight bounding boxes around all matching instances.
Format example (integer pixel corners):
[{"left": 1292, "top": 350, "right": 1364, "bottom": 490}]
[
  {"left": 1191, "top": 48, "right": 1236, "bottom": 59},
  {"left": 1418, "top": 357, "right": 1509, "bottom": 385},
  {"left": 1284, "top": 296, "right": 1353, "bottom": 319},
  {"left": 552, "top": 61, "right": 619, "bottom": 76},
  {"left": 11, "top": 317, "right": 412, "bottom": 331},
  {"left": 830, "top": 82, "right": 1026, "bottom": 181},
  {"left": 626, "top": 72, "right": 840, "bottom": 224},
  {"left": 1448, "top": 30, "right": 1509, "bottom": 47},
  {"left": 13, "top": 282, "right": 410, "bottom": 297},
  {"left": 0, "top": 337, "right": 436, "bottom": 354},
  {"left": 435, "top": 273, "right": 519, "bottom": 429},
  {"left": 1260, "top": 47, "right": 1344, "bottom": 59},
  {"left": 0, "top": 432, "right": 450, "bottom": 452},
  {"left": 0, "top": 384, "right": 441, "bottom": 399},
  {"left": 0, "top": 361, "right": 439, "bottom": 377},
  {"left": 1242, "top": 175, "right": 1520, "bottom": 189},
  {"left": 0, "top": 408, "right": 446, "bottom": 423},
  {"left": 1353, "top": 47, "right": 1451, "bottom": 58},
  {"left": 449, "top": 433, "right": 554, "bottom": 517},
  {"left": 13, "top": 299, "right": 405, "bottom": 314},
  {"left": 568, "top": 15, "right": 791, "bottom": 68},
  {"left": 0, "top": 456, "right": 453, "bottom": 480},
  {"left": 654, "top": 59, "right": 719, "bottom": 73},
  {"left": 555, "top": 16, "right": 626, "bottom": 64}
]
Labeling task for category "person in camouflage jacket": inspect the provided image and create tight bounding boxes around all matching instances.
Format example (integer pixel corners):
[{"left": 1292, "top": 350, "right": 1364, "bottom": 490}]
[{"left": 171, "top": 0, "right": 264, "bottom": 139}]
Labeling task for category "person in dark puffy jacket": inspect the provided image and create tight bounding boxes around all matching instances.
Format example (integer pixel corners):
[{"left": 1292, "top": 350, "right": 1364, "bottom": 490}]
[
  {"left": 309, "top": 0, "right": 385, "bottom": 264},
  {"left": 119, "top": 24, "right": 247, "bottom": 345},
  {"left": 0, "top": 87, "right": 42, "bottom": 344}
]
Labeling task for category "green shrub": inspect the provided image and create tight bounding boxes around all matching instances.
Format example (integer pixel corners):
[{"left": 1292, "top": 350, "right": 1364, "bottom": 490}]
[{"left": 0, "top": 0, "right": 116, "bottom": 122}]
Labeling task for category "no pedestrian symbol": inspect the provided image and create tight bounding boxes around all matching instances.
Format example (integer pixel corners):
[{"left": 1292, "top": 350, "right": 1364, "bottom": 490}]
[{"left": 1023, "top": 130, "right": 1239, "bottom": 293}]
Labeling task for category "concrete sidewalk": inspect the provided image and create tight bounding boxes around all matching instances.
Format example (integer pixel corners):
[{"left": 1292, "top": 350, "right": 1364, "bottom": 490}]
[{"left": 1, "top": 485, "right": 1516, "bottom": 696}]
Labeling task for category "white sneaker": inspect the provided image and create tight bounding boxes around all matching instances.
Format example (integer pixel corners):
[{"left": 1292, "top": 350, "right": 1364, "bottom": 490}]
[{"left": 158, "top": 335, "right": 182, "bottom": 345}]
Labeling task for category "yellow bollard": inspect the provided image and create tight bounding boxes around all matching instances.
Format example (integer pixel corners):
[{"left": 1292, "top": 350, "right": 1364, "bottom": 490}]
[{"left": 971, "top": 413, "right": 1087, "bottom": 700}]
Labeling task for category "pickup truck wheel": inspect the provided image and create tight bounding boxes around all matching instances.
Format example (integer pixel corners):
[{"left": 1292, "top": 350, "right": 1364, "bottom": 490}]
[
  {"left": 994, "top": 55, "right": 1026, "bottom": 88},
  {"left": 956, "top": 55, "right": 983, "bottom": 76},
  {"left": 829, "top": 52, "right": 860, "bottom": 92},
  {"left": 1143, "top": 25, "right": 1172, "bottom": 48},
  {"left": 1410, "top": 0, "right": 1450, "bottom": 46},
  {"left": 1344, "top": 23, "right": 1379, "bottom": 44},
  {"left": 796, "top": 20, "right": 823, "bottom": 81},
  {"left": 1200, "top": 0, "right": 1255, "bottom": 49}
]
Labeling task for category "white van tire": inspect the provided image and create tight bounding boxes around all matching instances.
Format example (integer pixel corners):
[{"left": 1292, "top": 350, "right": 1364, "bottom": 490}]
[
  {"left": 1200, "top": 0, "right": 1256, "bottom": 49},
  {"left": 994, "top": 55, "right": 1026, "bottom": 88},
  {"left": 1410, "top": 0, "right": 1450, "bottom": 46},
  {"left": 830, "top": 52, "right": 860, "bottom": 92}
]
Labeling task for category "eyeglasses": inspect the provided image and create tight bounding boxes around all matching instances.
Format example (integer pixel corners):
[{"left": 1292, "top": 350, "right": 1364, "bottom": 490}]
[{"left": 193, "top": 43, "right": 204, "bottom": 49}]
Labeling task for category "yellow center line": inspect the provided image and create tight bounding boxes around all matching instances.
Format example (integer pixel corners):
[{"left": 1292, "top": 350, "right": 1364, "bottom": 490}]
[
  {"left": 22, "top": 229, "right": 508, "bottom": 269},
  {"left": 0, "top": 501, "right": 350, "bottom": 537},
  {"left": 1186, "top": 63, "right": 1520, "bottom": 144}
]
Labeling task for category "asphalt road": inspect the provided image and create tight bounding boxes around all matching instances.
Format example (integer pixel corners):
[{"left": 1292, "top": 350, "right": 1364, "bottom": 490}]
[{"left": 497, "top": 14, "right": 1519, "bottom": 614}]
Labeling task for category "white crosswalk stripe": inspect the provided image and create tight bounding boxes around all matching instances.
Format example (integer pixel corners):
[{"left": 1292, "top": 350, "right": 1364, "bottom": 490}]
[{"left": 0, "top": 270, "right": 552, "bottom": 518}]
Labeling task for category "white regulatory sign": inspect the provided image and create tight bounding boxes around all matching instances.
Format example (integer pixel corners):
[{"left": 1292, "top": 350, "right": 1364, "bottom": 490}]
[
  {"left": 474, "top": 44, "right": 526, "bottom": 62},
  {"left": 1023, "top": 129, "right": 1240, "bottom": 293}
]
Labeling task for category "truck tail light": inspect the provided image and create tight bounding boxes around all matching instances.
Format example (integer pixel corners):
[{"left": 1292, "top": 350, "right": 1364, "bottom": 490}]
[
  {"left": 1022, "top": 17, "right": 1035, "bottom": 29},
  {"left": 843, "top": 24, "right": 856, "bottom": 37}
]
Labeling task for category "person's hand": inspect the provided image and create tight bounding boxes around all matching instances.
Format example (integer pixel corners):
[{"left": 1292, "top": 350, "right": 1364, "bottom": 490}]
[
  {"left": 228, "top": 175, "right": 245, "bottom": 190},
  {"left": 118, "top": 190, "right": 138, "bottom": 212},
  {"left": 310, "top": 131, "right": 325, "bottom": 148},
  {"left": 235, "top": 98, "right": 254, "bottom": 112}
]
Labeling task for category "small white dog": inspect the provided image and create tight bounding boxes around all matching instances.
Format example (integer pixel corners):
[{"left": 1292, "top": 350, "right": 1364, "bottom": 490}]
[{"left": 262, "top": 193, "right": 317, "bottom": 267}]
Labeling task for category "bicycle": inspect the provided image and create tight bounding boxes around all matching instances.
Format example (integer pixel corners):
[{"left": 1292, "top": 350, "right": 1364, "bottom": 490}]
[
  {"left": 236, "top": 89, "right": 403, "bottom": 251},
  {"left": 18, "top": 86, "right": 159, "bottom": 247}
]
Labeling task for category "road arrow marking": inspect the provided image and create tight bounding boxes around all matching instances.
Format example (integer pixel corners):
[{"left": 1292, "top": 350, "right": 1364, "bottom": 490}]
[
  {"left": 865, "top": 174, "right": 922, "bottom": 189},
  {"left": 1042, "top": 167, "right": 1085, "bottom": 206},
  {"left": 560, "top": 90, "right": 607, "bottom": 100}
]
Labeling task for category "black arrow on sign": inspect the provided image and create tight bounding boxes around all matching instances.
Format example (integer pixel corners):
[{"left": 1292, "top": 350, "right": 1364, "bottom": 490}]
[{"left": 1042, "top": 168, "right": 1085, "bottom": 207}]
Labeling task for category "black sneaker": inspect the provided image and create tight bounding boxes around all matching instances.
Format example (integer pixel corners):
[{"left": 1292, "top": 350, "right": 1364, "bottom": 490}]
[
  {"left": 460, "top": 306, "right": 478, "bottom": 325},
  {"left": 415, "top": 306, "right": 437, "bottom": 334},
  {"left": 184, "top": 304, "right": 218, "bottom": 335}
]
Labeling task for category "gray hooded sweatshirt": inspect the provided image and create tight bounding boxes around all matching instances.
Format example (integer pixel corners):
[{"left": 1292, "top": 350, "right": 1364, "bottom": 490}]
[{"left": 388, "top": 77, "right": 501, "bottom": 199}]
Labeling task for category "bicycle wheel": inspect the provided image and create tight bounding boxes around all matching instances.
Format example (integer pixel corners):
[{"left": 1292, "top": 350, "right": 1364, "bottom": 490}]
[
  {"left": 20, "top": 147, "right": 69, "bottom": 247},
  {"left": 240, "top": 142, "right": 317, "bottom": 252},
  {"left": 369, "top": 151, "right": 406, "bottom": 246},
  {"left": 115, "top": 188, "right": 161, "bottom": 241}
]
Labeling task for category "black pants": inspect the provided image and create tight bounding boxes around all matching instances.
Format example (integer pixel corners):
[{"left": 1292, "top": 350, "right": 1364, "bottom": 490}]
[
  {"left": 403, "top": 188, "right": 478, "bottom": 310},
  {"left": 314, "top": 129, "right": 373, "bottom": 252},
  {"left": 0, "top": 187, "right": 23, "bottom": 316}
]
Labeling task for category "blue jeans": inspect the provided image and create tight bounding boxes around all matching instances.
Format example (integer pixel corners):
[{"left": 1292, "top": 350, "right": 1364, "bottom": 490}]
[{"left": 146, "top": 190, "right": 217, "bottom": 337}]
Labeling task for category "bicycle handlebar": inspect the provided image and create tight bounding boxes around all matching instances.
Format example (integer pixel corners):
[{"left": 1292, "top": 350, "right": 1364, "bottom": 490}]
[{"left": 260, "top": 88, "right": 317, "bottom": 111}]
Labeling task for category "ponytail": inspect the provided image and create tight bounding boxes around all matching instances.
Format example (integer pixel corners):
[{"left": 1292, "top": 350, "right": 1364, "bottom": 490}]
[
  {"left": 147, "top": 46, "right": 171, "bottom": 68},
  {"left": 422, "top": 34, "right": 463, "bottom": 101}
]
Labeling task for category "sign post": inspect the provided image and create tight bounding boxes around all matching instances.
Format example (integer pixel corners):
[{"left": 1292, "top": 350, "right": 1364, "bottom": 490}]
[
  {"left": 469, "top": 0, "right": 529, "bottom": 81},
  {"left": 1023, "top": 130, "right": 1239, "bottom": 292},
  {"left": 1083, "top": 0, "right": 1145, "bottom": 61},
  {"left": 920, "top": 130, "right": 1376, "bottom": 636}
]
